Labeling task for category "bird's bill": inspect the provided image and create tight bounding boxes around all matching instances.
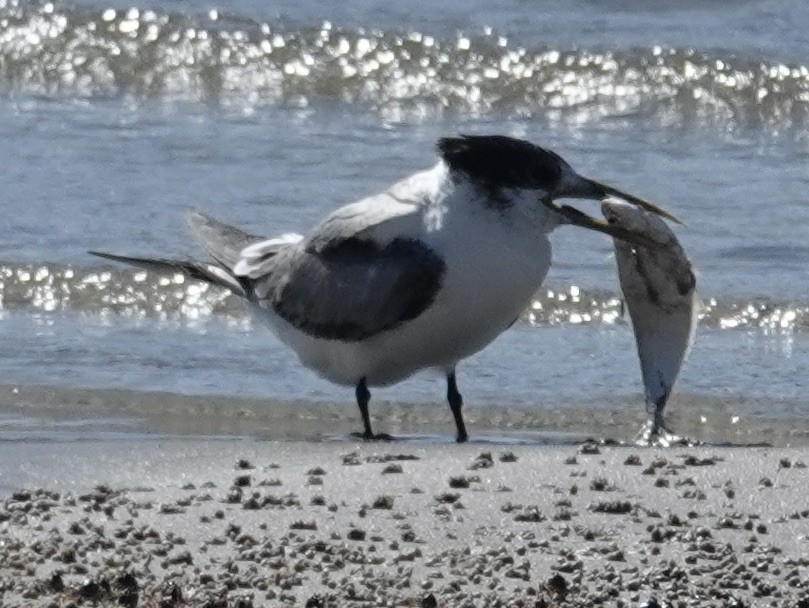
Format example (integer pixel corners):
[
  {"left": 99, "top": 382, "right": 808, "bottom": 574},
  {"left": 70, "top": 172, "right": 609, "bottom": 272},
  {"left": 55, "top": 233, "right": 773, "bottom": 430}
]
[
  {"left": 584, "top": 179, "right": 683, "bottom": 226},
  {"left": 556, "top": 205, "right": 662, "bottom": 249}
]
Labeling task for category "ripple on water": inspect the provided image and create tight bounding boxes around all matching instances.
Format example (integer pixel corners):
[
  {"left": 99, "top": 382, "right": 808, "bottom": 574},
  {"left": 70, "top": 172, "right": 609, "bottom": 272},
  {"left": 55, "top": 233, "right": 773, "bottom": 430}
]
[
  {"left": 1, "top": 262, "right": 807, "bottom": 333},
  {"left": 2, "top": 1, "right": 809, "bottom": 133}
]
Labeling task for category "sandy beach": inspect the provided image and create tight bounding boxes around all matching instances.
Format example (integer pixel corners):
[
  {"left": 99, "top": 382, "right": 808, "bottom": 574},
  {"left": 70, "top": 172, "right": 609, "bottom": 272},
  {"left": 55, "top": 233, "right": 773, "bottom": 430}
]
[{"left": 1, "top": 439, "right": 808, "bottom": 607}]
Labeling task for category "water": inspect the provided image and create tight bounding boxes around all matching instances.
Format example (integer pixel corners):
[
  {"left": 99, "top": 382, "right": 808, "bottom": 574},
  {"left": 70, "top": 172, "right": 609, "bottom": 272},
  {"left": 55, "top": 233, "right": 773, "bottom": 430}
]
[{"left": 1, "top": 0, "right": 808, "bottom": 447}]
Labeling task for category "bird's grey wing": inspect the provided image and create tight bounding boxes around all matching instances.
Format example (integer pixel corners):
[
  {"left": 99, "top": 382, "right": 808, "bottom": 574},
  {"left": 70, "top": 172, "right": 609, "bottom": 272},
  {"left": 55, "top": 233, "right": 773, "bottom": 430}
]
[
  {"left": 186, "top": 209, "right": 268, "bottom": 269},
  {"left": 186, "top": 208, "right": 304, "bottom": 281},
  {"left": 232, "top": 233, "right": 305, "bottom": 278},
  {"left": 247, "top": 237, "right": 445, "bottom": 341},
  {"left": 228, "top": 169, "right": 440, "bottom": 339},
  {"left": 305, "top": 171, "right": 438, "bottom": 253},
  {"left": 231, "top": 194, "right": 420, "bottom": 279}
]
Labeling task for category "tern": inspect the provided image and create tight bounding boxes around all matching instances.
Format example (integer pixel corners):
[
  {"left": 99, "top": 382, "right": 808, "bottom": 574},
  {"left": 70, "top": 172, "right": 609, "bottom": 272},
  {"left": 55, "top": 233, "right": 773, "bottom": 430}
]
[{"left": 91, "top": 135, "right": 678, "bottom": 442}]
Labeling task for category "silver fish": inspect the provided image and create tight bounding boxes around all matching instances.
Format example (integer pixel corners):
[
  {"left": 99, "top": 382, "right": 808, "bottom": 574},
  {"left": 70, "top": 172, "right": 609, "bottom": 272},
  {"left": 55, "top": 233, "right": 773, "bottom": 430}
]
[{"left": 601, "top": 197, "right": 698, "bottom": 445}]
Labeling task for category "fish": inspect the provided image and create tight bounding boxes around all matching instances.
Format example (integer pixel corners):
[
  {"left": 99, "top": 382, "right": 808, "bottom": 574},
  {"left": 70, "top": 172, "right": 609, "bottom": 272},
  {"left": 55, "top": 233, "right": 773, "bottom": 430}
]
[{"left": 601, "top": 196, "right": 698, "bottom": 445}]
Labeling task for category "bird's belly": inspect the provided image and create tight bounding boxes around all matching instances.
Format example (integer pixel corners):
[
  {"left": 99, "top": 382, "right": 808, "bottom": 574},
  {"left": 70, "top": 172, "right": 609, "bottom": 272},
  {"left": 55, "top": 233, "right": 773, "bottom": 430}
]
[
  {"left": 366, "top": 230, "right": 550, "bottom": 385},
  {"left": 250, "top": 305, "right": 367, "bottom": 386},
  {"left": 391, "top": 241, "right": 550, "bottom": 368},
  {"left": 362, "top": 284, "right": 540, "bottom": 385}
]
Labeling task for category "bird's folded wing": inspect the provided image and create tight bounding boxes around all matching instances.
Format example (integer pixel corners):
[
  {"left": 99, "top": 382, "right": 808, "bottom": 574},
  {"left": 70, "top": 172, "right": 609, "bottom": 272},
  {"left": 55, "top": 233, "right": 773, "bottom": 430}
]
[
  {"left": 233, "top": 233, "right": 305, "bottom": 278},
  {"left": 228, "top": 168, "right": 442, "bottom": 340},
  {"left": 306, "top": 193, "right": 423, "bottom": 253},
  {"left": 186, "top": 209, "right": 268, "bottom": 269},
  {"left": 248, "top": 237, "right": 445, "bottom": 342}
]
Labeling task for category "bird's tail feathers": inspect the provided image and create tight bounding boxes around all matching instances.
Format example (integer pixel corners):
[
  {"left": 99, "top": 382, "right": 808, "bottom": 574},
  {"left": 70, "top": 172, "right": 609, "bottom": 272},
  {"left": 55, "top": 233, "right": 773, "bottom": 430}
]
[
  {"left": 88, "top": 251, "right": 246, "bottom": 296},
  {"left": 186, "top": 208, "right": 266, "bottom": 270}
]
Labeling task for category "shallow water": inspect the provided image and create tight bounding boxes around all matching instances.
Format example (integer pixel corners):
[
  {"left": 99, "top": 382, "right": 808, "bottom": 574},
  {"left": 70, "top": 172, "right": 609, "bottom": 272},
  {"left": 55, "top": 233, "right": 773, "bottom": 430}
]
[{"left": 1, "top": 0, "right": 808, "bottom": 445}]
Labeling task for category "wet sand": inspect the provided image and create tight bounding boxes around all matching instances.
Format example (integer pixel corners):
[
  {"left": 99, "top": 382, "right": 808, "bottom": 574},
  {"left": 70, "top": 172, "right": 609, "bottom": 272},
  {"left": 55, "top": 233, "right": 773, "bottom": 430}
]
[
  {"left": 1, "top": 439, "right": 808, "bottom": 607},
  {"left": 3, "top": 383, "right": 809, "bottom": 447}
]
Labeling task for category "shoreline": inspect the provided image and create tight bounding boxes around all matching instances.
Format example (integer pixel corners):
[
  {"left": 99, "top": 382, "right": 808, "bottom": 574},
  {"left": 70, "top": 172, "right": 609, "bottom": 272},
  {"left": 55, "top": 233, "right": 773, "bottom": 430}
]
[
  {"left": 2, "top": 383, "right": 809, "bottom": 448},
  {"left": 1, "top": 440, "right": 808, "bottom": 606}
]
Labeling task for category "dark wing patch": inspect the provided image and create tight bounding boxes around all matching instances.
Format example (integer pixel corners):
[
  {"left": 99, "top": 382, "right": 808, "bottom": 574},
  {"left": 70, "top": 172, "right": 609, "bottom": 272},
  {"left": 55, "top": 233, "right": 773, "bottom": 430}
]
[
  {"left": 251, "top": 238, "right": 445, "bottom": 342},
  {"left": 437, "top": 135, "right": 568, "bottom": 191}
]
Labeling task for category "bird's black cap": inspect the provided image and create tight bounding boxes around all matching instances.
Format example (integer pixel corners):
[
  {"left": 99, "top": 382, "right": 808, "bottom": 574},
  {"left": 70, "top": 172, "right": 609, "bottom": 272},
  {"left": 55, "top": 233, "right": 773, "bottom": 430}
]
[{"left": 437, "top": 135, "right": 570, "bottom": 191}]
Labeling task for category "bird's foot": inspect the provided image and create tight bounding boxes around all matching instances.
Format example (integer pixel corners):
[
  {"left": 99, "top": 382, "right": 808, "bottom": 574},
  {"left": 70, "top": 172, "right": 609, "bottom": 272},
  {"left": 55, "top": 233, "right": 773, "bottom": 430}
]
[
  {"left": 455, "top": 432, "right": 469, "bottom": 444},
  {"left": 634, "top": 420, "right": 697, "bottom": 447},
  {"left": 350, "top": 431, "right": 395, "bottom": 442}
]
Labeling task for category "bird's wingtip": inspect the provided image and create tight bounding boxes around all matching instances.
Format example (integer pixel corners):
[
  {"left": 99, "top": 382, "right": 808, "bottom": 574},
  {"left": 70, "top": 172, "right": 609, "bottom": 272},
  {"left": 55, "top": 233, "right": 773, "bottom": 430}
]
[
  {"left": 185, "top": 207, "right": 220, "bottom": 235},
  {"left": 185, "top": 206, "right": 205, "bottom": 224},
  {"left": 88, "top": 251, "right": 145, "bottom": 265}
]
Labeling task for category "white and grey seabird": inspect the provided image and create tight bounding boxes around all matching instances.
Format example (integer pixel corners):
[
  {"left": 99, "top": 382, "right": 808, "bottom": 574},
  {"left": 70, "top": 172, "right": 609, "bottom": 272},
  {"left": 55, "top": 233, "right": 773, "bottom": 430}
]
[{"left": 91, "top": 135, "right": 678, "bottom": 442}]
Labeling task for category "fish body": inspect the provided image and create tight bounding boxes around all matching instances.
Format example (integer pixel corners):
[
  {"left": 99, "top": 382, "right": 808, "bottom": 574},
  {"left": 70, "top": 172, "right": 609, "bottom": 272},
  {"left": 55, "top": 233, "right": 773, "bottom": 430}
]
[{"left": 601, "top": 197, "right": 698, "bottom": 442}]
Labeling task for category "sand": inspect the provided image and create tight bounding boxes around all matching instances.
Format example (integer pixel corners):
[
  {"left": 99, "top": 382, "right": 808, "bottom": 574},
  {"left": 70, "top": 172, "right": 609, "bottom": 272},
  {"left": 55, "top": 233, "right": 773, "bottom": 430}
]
[{"left": 1, "top": 439, "right": 808, "bottom": 607}]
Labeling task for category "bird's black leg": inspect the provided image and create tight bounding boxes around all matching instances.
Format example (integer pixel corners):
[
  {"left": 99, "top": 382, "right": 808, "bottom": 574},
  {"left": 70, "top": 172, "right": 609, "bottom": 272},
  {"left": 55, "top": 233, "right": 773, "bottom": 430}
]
[
  {"left": 356, "top": 378, "right": 373, "bottom": 438},
  {"left": 351, "top": 378, "right": 392, "bottom": 441},
  {"left": 447, "top": 371, "right": 468, "bottom": 443}
]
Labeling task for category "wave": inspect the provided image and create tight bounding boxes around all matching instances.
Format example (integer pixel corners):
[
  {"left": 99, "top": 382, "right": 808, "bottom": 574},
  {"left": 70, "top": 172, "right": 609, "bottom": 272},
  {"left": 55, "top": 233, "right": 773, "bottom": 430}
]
[
  {"left": 1, "top": 0, "right": 809, "bottom": 133},
  {"left": 1, "top": 261, "right": 807, "bottom": 332}
]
